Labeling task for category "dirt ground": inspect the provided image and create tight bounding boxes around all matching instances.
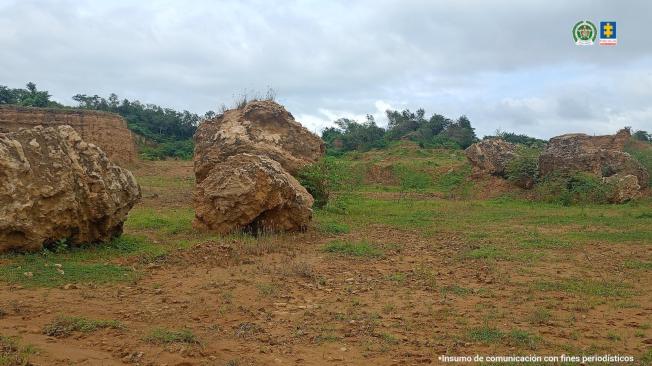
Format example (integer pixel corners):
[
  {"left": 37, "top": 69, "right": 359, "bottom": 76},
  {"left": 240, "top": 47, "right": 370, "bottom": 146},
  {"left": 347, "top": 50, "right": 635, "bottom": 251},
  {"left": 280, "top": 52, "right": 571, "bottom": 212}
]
[{"left": 1, "top": 160, "right": 651, "bottom": 366}]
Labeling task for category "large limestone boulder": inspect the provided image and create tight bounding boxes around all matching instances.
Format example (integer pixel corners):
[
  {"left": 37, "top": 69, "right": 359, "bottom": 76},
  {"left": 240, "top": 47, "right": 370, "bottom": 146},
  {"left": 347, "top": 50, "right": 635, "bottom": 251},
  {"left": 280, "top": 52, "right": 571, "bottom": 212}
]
[
  {"left": 0, "top": 125, "right": 141, "bottom": 253},
  {"left": 193, "top": 153, "right": 313, "bottom": 234},
  {"left": 194, "top": 100, "right": 324, "bottom": 182},
  {"left": 539, "top": 129, "right": 648, "bottom": 188},
  {"left": 465, "top": 139, "right": 517, "bottom": 176}
]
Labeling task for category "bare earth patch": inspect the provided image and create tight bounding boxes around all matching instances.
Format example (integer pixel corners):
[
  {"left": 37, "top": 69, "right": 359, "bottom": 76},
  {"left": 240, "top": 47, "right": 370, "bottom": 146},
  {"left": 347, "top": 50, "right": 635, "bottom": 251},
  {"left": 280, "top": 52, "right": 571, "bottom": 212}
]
[{"left": 1, "top": 160, "right": 650, "bottom": 365}]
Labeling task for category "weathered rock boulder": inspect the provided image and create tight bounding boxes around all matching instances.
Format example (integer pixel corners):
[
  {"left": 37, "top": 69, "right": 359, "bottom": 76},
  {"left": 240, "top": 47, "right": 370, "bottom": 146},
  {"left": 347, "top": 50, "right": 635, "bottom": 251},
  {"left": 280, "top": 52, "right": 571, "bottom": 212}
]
[
  {"left": 0, "top": 125, "right": 141, "bottom": 253},
  {"left": 603, "top": 174, "right": 641, "bottom": 203},
  {"left": 193, "top": 153, "right": 313, "bottom": 234},
  {"left": 194, "top": 100, "right": 324, "bottom": 182},
  {"left": 465, "top": 139, "right": 517, "bottom": 176},
  {"left": 539, "top": 129, "right": 648, "bottom": 188}
]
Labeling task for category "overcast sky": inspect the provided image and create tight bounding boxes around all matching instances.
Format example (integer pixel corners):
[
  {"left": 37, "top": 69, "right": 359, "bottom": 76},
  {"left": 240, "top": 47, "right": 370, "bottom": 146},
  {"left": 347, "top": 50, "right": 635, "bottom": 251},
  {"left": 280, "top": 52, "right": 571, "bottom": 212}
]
[{"left": 1, "top": 0, "right": 650, "bottom": 138}]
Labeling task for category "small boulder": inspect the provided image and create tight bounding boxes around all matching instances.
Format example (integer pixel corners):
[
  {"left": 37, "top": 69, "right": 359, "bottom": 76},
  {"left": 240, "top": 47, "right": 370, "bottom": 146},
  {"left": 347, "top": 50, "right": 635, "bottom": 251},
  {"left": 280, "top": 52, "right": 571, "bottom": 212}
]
[
  {"left": 193, "top": 153, "right": 314, "bottom": 234},
  {"left": 0, "top": 125, "right": 141, "bottom": 253},
  {"left": 194, "top": 100, "right": 324, "bottom": 183},
  {"left": 465, "top": 139, "right": 517, "bottom": 176},
  {"left": 604, "top": 174, "right": 641, "bottom": 203}
]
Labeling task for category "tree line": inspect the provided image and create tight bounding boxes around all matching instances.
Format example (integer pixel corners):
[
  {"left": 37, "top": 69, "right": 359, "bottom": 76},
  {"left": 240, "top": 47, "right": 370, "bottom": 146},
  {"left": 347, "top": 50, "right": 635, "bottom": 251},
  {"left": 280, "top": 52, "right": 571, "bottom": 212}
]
[
  {"left": 321, "top": 109, "right": 479, "bottom": 154},
  {"left": 2, "top": 82, "right": 649, "bottom": 159}
]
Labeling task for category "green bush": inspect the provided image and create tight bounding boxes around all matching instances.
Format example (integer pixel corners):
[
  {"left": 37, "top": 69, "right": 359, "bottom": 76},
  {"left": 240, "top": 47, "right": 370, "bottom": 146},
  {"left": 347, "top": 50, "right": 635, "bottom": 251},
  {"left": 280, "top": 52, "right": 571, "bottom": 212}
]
[
  {"left": 297, "top": 157, "right": 355, "bottom": 208},
  {"left": 625, "top": 142, "right": 652, "bottom": 187},
  {"left": 506, "top": 147, "right": 541, "bottom": 186},
  {"left": 430, "top": 135, "right": 462, "bottom": 149},
  {"left": 535, "top": 172, "right": 614, "bottom": 205},
  {"left": 139, "top": 139, "right": 194, "bottom": 160}
]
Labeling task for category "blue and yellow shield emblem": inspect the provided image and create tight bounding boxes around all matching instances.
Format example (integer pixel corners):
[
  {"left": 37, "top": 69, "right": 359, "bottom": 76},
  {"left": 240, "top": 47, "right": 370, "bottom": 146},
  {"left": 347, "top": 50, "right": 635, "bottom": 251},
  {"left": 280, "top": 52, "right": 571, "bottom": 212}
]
[{"left": 599, "top": 21, "right": 617, "bottom": 45}]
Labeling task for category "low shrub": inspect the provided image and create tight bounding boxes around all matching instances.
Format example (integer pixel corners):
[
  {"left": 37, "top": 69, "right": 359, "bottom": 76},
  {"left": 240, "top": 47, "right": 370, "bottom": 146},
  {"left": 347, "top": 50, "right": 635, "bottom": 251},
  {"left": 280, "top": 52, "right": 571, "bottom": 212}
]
[
  {"left": 535, "top": 172, "right": 614, "bottom": 205},
  {"left": 505, "top": 146, "right": 541, "bottom": 188},
  {"left": 139, "top": 139, "right": 194, "bottom": 160},
  {"left": 296, "top": 157, "right": 356, "bottom": 208}
]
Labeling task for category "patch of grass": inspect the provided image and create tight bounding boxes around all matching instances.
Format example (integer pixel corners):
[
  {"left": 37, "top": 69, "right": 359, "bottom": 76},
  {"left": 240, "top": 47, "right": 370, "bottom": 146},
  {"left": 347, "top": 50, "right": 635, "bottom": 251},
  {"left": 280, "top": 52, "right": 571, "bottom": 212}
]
[
  {"left": 317, "top": 222, "right": 350, "bottom": 234},
  {"left": 0, "top": 235, "right": 162, "bottom": 288},
  {"left": 315, "top": 333, "right": 340, "bottom": 343},
  {"left": 641, "top": 348, "right": 652, "bottom": 366},
  {"left": 519, "top": 237, "right": 573, "bottom": 249},
  {"left": 379, "top": 333, "right": 399, "bottom": 344},
  {"left": 144, "top": 328, "right": 199, "bottom": 344},
  {"left": 0, "top": 336, "right": 36, "bottom": 366},
  {"left": 256, "top": 283, "right": 278, "bottom": 297},
  {"left": 564, "top": 230, "right": 651, "bottom": 244},
  {"left": 506, "top": 329, "right": 541, "bottom": 349},
  {"left": 467, "top": 326, "right": 540, "bottom": 349},
  {"left": 125, "top": 207, "right": 194, "bottom": 235},
  {"left": 527, "top": 308, "right": 552, "bottom": 324},
  {"left": 43, "top": 316, "right": 123, "bottom": 337},
  {"left": 322, "top": 240, "right": 383, "bottom": 257},
  {"left": 0, "top": 261, "right": 137, "bottom": 288},
  {"left": 441, "top": 285, "right": 472, "bottom": 297},
  {"left": 466, "top": 246, "right": 510, "bottom": 260},
  {"left": 624, "top": 260, "right": 652, "bottom": 270},
  {"left": 534, "top": 279, "right": 632, "bottom": 297},
  {"left": 467, "top": 325, "right": 503, "bottom": 344},
  {"left": 394, "top": 164, "right": 432, "bottom": 192},
  {"left": 382, "top": 303, "right": 395, "bottom": 314},
  {"left": 434, "top": 165, "right": 472, "bottom": 196},
  {"left": 386, "top": 272, "right": 406, "bottom": 283}
]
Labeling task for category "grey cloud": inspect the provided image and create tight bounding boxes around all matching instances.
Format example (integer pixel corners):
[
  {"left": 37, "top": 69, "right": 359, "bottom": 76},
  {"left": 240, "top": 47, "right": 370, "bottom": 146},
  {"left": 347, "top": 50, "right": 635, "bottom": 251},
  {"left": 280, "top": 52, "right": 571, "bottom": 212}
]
[{"left": 0, "top": 0, "right": 651, "bottom": 138}]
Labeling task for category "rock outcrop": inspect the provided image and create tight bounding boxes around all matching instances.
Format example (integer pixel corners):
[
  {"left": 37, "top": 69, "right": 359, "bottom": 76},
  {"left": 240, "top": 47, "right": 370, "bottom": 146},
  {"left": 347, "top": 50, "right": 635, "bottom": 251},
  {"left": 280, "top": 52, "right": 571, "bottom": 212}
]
[
  {"left": 192, "top": 101, "right": 324, "bottom": 234},
  {"left": 539, "top": 129, "right": 648, "bottom": 189},
  {"left": 465, "top": 139, "right": 517, "bottom": 176},
  {"left": 0, "top": 125, "right": 141, "bottom": 253},
  {"left": 193, "top": 153, "right": 313, "bottom": 234},
  {"left": 194, "top": 100, "right": 324, "bottom": 182},
  {"left": 0, "top": 105, "right": 138, "bottom": 164},
  {"left": 603, "top": 174, "right": 642, "bottom": 203}
]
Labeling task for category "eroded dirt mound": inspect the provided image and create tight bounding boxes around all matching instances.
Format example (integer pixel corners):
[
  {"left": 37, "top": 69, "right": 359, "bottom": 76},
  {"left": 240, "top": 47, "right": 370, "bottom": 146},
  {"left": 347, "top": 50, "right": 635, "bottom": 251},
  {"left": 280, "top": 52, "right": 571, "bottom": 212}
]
[
  {"left": 0, "top": 125, "right": 141, "bottom": 252},
  {"left": 465, "top": 138, "right": 517, "bottom": 177},
  {"left": 0, "top": 105, "right": 137, "bottom": 164},
  {"left": 193, "top": 100, "right": 324, "bottom": 182},
  {"left": 193, "top": 153, "right": 313, "bottom": 234},
  {"left": 539, "top": 129, "right": 649, "bottom": 189}
]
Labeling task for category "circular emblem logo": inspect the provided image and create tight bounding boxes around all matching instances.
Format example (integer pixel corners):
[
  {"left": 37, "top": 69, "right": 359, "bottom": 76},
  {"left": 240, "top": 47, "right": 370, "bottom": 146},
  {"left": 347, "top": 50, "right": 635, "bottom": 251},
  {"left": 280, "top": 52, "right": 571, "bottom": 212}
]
[{"left": 573, "top": 21, "right": 597, "bottom": 45}]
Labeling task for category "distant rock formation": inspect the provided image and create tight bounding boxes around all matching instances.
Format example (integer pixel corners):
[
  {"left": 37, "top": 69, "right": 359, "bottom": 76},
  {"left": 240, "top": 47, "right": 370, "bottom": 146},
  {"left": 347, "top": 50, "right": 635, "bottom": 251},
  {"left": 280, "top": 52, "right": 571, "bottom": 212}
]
[
  {"left": 0, "top": 105, "right": 138, "bottom": 164},
  {"left": 539, "top": 129, "right": 648, "bottom": 188},
  {"left": 466, "top": 129, "right": 649, "bottom": 202},
  {"left": 0, "top": 126, "right": 141, "bottom": 253},
  {"left": 194, "top": 153, "right": 314, "bottom": 233},
  {"left": 193, "top": 100, "right": 323, "bottom": 234},
  {"left": 465, "top": 138, "right": 517, "bottom": 176}
]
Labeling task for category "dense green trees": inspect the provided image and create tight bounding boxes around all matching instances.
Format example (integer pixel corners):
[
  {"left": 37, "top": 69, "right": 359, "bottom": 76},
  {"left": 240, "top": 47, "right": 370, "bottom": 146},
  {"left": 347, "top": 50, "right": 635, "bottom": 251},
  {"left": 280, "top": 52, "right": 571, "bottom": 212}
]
[
  {"left": 633, "top": 130, "right": 651, "bottom": 142},
  {"left": 71, "top": 93, "right": 209, "bottom": 142},
  {"left": 483, "top": 130, "right": 546, "bottom": 148},
  {"left": 322, "top": 116, "right": 386, "bottom": 153},
  {"left": 0, "top": 82, "right": 63, "bottom": 108},
  {"left": 323, "top": 108, "right": 478, "bottom": 153}
]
